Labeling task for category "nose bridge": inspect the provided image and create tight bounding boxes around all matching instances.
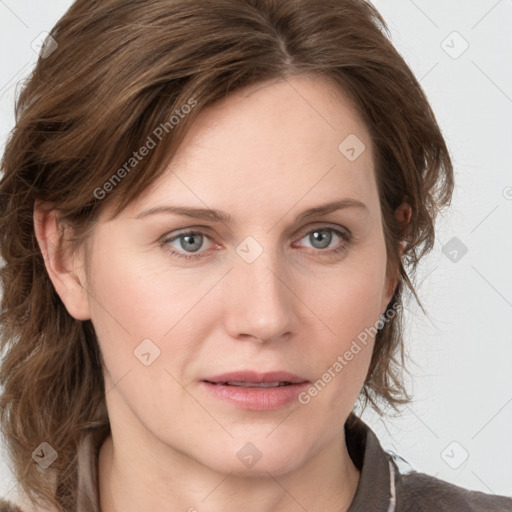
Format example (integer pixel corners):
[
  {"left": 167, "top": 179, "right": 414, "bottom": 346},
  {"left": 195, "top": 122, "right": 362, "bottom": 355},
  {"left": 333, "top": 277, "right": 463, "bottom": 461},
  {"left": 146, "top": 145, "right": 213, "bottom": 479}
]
[{"left": 224, "top": 237, "right": 294, "bottom": 342}]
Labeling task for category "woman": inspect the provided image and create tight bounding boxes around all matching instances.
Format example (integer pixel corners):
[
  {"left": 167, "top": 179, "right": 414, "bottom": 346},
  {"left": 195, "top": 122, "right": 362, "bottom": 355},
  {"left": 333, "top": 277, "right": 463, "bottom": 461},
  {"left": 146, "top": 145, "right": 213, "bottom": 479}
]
[{"left": 0, "top": 0, "right": 510, "bottom": 511}]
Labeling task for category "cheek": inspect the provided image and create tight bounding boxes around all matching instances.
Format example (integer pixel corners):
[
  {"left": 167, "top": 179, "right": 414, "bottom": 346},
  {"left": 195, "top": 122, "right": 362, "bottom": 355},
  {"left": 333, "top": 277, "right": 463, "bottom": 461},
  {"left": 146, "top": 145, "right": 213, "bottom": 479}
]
[
  {"left": 296, "top": 244, "right": 387, "bottom": 403},
  {"left": 85, "top": 244, "right": 218, "bottom": 385},
  {"left": 301, "top": 247, "right": 387, "bottom": 342},
  {"left": 86, "top": 239, "right": 204, "bottom": 337},
  {"left": 297, "top": 285, "right": 379, "bottom": 418}
]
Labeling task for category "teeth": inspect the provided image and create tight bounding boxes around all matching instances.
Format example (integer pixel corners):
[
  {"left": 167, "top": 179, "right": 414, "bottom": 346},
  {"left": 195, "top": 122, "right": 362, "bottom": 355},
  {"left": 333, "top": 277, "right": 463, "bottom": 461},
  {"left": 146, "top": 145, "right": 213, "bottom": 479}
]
[{"left": 224, "top": 381, "right": 290, "bottom": 387}]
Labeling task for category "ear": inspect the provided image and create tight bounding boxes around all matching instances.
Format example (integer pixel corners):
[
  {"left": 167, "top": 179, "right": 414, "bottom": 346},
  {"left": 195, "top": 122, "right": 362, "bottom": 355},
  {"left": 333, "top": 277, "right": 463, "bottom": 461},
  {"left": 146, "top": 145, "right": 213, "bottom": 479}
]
[
  {"left": 33, "top": 201, "right": 91, "bottom": 320},
  {"left": 381, "top": 201, "right": 412, "bottom": 309},
  {"left": 396, "top": 200, "right": 411, "bottom": 260}
]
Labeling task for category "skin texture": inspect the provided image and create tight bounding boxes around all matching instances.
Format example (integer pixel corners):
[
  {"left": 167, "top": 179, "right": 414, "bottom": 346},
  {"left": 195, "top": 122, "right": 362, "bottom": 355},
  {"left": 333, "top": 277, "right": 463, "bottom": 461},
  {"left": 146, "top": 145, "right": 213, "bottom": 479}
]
[{"left": 34, "top": 75, "right": 410, "bottom": 512}]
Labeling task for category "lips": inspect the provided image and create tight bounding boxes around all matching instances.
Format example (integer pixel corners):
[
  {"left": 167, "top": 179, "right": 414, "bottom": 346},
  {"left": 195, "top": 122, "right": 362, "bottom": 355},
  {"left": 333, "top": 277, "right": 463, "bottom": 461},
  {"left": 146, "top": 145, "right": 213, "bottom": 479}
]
[
  {"left": 202, "top": 370, "right": 309, "bottom": 387},
  {"left": 214, "top": 381, "right": 290, "bottom": 387},
  {"left": 200, "top": 370, "right": 310, "bottom": 410}
]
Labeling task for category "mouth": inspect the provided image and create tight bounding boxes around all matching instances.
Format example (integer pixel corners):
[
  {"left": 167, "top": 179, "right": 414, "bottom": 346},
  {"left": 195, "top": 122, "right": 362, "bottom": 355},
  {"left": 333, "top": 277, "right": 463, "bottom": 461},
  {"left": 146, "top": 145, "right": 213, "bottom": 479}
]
[
  {"left": 200, "top": 370, "right": 309, "bottom": 410},
  {"left": 204, "top": 381, "right": 295, "bottom": 387},
  {"left": 201, "top": 370, "right": 308, "bottom": 386}
]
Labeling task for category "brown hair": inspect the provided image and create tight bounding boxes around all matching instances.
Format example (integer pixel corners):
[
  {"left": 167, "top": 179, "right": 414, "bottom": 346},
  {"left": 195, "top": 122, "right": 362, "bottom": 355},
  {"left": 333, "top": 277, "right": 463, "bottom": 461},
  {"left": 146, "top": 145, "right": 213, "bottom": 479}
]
[{"left": 0, "top": 0, "right": 453, "bottom": 510}]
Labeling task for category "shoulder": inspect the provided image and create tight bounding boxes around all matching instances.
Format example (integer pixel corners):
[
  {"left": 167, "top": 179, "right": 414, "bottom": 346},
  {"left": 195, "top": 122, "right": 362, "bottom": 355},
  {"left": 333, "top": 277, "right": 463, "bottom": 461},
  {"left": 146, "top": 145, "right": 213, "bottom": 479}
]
[
  {"left": 393, "top": 464, "right": 512, "bottom": 512},
  {"left": 346, "top": 415, "right": 512, "bottom": 512}
]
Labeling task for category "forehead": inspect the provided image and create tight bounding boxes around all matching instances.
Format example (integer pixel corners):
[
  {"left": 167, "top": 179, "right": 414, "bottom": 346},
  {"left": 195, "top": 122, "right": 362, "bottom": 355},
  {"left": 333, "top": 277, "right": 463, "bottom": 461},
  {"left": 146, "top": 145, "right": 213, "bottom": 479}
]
[{"left": 122, "top": 74, "right": 378, "bottom": 222}]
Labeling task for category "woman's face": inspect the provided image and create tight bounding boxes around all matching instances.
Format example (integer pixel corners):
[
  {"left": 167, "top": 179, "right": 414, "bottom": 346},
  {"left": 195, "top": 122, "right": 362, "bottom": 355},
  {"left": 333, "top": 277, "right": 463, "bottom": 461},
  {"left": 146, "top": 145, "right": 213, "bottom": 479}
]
[{"left": 75, "top": 75, "right": 397, "bottom": 475}]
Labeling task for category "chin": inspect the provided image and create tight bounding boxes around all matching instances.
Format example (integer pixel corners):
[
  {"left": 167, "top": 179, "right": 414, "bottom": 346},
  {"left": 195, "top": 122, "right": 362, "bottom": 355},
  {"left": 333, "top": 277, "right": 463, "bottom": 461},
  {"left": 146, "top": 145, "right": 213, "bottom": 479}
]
[{"left": 197, "top": 439, "right": 308, "bottom": 477}]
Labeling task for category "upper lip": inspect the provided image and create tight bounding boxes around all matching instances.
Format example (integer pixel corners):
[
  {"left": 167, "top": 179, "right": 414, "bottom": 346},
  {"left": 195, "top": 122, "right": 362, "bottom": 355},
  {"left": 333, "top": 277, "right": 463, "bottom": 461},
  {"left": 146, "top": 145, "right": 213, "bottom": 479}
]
[{"left": 202, "top": 370, "right": 309, "bottom": 384}]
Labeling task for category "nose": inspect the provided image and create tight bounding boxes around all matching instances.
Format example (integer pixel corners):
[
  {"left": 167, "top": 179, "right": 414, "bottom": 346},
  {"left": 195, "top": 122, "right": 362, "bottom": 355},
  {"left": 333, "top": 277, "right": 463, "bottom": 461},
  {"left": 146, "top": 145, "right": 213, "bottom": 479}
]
[{"left": 223, "top": 247, "right": 295, "bottom": 344}]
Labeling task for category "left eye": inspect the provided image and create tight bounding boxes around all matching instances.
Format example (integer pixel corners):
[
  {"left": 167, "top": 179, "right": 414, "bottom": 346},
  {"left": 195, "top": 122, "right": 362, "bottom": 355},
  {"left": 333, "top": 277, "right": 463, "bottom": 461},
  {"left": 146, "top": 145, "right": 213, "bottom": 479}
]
[
  {"left": 163, "top": 231, "right": 211, "bottom": 259},
  {"left": 162, "top": 226, "right": 351, "bottom": 261}
]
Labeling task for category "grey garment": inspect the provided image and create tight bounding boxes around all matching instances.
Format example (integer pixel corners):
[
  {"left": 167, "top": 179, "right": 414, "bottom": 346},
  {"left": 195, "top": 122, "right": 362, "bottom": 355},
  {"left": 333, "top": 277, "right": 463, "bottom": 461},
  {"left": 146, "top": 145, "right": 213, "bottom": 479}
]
[
  {"left": 1, "top": 415, "right": 511, "bottom": 511},
  {"left": 345, "top": 415, "right": 512, "bottom": 512}
]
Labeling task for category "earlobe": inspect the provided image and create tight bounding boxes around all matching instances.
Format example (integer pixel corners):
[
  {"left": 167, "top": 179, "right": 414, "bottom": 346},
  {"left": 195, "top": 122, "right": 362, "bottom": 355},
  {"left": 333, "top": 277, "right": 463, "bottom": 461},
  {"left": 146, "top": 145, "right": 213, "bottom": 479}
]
[{"left": 33, "top": 201, "right": 91, "bottom": 321}]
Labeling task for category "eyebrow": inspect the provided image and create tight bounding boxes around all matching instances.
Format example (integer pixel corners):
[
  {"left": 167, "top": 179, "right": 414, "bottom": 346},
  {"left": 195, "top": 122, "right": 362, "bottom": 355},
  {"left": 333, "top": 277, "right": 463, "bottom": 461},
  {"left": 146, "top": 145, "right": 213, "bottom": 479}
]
[{"left": 134, "top": 198, "right": 368, "bottom": 223}]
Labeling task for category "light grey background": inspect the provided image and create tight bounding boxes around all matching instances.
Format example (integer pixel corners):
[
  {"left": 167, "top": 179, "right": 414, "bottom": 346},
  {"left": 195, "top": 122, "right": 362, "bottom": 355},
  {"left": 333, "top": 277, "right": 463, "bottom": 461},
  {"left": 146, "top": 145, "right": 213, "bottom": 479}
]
[{"left": 1, "top": 0, "right": 511, "bottom": 502}]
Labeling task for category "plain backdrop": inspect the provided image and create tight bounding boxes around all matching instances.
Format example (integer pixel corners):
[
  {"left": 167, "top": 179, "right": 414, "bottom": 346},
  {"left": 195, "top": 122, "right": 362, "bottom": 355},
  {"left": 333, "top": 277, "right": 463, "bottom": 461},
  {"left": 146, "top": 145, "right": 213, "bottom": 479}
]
[{"left": 1, "top": 0, "right": 511, "bottom": 502}]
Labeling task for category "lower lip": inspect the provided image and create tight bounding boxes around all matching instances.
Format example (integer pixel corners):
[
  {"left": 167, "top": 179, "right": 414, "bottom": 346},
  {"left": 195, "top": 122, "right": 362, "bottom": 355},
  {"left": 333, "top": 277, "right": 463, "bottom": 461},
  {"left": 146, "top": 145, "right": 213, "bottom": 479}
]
[{"left": 200, "top": 381, "right": 309, "bottom": 410}]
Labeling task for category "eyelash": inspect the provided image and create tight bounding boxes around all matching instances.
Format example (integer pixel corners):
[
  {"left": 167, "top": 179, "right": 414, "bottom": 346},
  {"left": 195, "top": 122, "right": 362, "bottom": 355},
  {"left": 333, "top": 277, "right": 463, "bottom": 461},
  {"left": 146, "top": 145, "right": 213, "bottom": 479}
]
[{"left": 161, "top": 226, "right": 352, "bottom": 261}]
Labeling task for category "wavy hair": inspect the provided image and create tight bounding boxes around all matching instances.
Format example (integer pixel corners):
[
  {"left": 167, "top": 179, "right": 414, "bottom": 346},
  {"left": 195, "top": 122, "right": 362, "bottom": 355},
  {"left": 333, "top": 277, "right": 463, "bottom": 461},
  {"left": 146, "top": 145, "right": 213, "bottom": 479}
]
[{"left": 0, "top": 0, "right": 453, "bottom": 510}]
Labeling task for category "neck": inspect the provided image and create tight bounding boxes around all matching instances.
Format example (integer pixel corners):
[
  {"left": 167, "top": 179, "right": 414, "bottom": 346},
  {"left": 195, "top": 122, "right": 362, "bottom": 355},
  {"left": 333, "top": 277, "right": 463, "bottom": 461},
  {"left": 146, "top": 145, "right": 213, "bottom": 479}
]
[{"left": 98, "top": 426, "right": 360, "bottom": 512}]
